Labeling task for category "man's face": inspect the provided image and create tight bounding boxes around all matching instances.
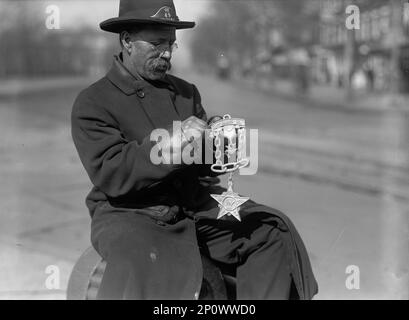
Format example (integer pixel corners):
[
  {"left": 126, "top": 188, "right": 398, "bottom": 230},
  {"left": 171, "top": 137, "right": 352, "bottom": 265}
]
[{"left": 126, "top": 26, "right": 176, "bottom": 80}]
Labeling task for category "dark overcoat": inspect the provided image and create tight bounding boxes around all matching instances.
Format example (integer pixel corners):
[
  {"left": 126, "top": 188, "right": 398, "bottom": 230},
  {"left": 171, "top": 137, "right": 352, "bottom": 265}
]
[{"left": 71, "top": 55, "right": 318, "bottom": 300}]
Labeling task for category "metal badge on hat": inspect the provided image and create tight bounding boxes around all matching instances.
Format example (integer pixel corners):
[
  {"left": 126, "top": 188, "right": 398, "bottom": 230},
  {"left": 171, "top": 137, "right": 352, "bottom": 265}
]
[
  {"left": 151, "top": 6, "right": 177, "bottom": 21},
  {"left": 209, "top": 115, "right": 250, "bottom": 221}
]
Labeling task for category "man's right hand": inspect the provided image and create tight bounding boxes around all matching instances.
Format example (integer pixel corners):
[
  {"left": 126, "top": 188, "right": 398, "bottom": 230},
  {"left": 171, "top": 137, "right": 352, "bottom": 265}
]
[
  {"left": 180, "top": 116, "right": 207, "bottom": 146},
  {"left": 164, "top": 116, "right": 207, "bottom": 164}
]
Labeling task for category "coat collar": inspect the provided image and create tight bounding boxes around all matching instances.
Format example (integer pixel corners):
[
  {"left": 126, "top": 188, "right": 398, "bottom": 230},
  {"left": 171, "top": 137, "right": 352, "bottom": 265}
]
[
  {"left": 106, "top": 53, "right": 183, "bottom": 128},
  {"left": 106, "top": 53, "right": 174, "bottom": 95}
]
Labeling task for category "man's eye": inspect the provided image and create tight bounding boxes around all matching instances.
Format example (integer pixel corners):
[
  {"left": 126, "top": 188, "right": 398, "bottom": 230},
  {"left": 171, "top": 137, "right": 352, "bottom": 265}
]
[{"left": 150, "top": 40, "right": 175, "bottom": 47}]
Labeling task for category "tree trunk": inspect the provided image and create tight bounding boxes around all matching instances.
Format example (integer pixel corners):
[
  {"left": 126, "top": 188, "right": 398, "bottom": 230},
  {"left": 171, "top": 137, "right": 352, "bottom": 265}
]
[{"left": 344, "top": 27, "right": 356, "bottom": 100}]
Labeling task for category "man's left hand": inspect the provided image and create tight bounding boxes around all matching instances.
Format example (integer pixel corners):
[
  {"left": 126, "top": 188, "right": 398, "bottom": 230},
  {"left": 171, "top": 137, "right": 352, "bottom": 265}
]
[{"left": 198, "top": 176, "right": 221, "bottom": 187}]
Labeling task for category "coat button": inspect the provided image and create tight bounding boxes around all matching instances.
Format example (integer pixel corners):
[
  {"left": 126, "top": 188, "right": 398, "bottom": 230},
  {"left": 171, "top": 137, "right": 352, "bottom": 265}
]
[
  {"left": 194, "top": 292, "right": 199, "bottom": 300},
  {"left": 136, "top": 90, "right": 145, "bottom": 98}
]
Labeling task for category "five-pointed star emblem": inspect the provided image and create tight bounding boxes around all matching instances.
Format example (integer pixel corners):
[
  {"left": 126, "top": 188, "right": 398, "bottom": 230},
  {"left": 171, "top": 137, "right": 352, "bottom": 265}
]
[{"left": 211, "top": 190, "right": 249, "bottom": 221}]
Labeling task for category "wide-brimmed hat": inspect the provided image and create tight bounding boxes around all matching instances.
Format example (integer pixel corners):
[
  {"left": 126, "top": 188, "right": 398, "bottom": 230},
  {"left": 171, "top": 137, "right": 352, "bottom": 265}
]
[{"left": 100, "top": 0, "right": 195, "bottom": 33}]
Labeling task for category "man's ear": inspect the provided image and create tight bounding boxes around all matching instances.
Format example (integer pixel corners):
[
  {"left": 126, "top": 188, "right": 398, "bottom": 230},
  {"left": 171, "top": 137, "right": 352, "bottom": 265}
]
[{"left": 120, "top": 31, "right": 132, "bottom": 54}]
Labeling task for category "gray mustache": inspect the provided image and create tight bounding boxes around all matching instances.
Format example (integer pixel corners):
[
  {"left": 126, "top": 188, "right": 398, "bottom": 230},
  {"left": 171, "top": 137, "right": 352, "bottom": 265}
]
[{"left": 151, "top": 58, "right": 171, "bottom": 71}]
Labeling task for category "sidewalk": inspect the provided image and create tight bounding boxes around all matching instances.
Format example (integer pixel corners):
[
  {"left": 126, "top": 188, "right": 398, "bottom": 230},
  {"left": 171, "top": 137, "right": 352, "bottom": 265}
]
[
  {"left": 0, "top": 87, "right": 91, "bottom": 299},
  {"left": 239, "top": 76, "right": 409, "bottom": 113}
]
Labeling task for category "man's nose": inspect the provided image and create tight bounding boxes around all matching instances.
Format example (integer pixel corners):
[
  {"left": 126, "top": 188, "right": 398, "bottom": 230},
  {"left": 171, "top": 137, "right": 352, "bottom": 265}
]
[{"left": 160, "top": 50, "right": 171, "bottom": 60}]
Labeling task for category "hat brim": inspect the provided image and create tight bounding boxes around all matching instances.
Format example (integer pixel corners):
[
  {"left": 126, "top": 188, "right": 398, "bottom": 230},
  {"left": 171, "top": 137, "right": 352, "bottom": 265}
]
[{"left": 100, "top": 17, "right": 195, "bottom": 33}]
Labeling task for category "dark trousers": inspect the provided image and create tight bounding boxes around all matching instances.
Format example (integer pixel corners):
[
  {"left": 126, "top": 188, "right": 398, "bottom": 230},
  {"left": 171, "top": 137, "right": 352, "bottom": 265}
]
[{"left": 196, "top": 212, "right": 293, "bottom": 300}]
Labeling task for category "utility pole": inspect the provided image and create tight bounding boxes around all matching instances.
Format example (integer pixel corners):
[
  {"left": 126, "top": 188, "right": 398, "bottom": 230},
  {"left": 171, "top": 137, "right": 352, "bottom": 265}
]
[
  {"left": 344, "top": 0, "right": 357, "bottom": 100},
  {"left": 389, "top": 0, "right": 405, "bottom": 93}
]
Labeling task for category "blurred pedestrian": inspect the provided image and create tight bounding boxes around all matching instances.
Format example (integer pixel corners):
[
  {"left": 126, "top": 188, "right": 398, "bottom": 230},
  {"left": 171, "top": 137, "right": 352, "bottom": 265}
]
[
  {"left": 291, "top": 48, "right": 311, "bottom": 95},
  {"left": 295, "top": 64, "right": 310, "bottom": 94},
  {"left": 217, "top": 55, "right": 230, "bottom": 80},
  {"left": 365, "top": 68, "right": 375, "bottom": 92}
]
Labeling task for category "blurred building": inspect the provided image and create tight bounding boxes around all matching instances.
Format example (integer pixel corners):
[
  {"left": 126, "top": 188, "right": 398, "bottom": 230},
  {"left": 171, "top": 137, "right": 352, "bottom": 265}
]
[
  {"left": 315, "top": 0, "right": 409, "bottom": 92},
  {"left": 0, "top": 28, "right": 116, "bottom": 79}
]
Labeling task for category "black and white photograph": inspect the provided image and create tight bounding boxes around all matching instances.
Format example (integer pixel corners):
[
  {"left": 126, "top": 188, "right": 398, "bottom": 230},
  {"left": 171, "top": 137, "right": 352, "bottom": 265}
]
[{"left": 0, "top": 0, "right": 408, "bottom": 302}]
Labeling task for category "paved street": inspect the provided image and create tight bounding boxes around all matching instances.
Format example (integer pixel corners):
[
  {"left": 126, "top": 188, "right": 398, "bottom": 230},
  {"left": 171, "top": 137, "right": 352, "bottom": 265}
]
[{"left": 0, "top": 72, "right": 408, "bottom": 299}]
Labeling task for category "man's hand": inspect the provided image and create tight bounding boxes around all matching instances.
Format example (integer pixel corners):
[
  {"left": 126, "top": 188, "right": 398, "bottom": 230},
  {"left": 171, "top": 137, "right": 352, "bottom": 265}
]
[
  {"left": 198, "top": 176, "right": 221, "bottom": 187},
  {"left": 161, "top": 116, "right": 207, "bottom": 165},
  {"left": 181, "top": 116, "right": 207, "bottom": 146},
  {"left": 170, "top": 116, "right": 206, "bottom": 152}
]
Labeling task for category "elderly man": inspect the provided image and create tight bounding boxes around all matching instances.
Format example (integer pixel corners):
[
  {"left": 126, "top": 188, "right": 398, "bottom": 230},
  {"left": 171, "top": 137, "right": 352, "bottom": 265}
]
[{"left": 71, "top": 0, "right": 318, "bottom": 300}]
